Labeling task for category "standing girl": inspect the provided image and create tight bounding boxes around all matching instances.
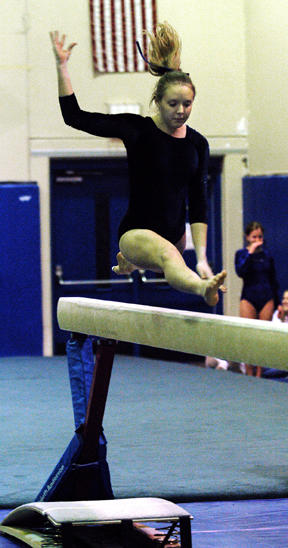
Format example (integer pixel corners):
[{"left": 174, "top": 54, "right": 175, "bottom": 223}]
[{"left": 235, "top": 221, "right": 279, "bottom": 376}]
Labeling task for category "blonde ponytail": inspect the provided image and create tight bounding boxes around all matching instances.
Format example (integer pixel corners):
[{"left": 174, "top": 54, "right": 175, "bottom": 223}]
[{"left": 146, "top": 22, "right": 182, "bottom": 76}]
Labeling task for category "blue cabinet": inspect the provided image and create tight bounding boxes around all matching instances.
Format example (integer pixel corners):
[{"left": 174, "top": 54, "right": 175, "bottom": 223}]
[{"left": 0, "top": 183, "right": 42, "bottom": 355}]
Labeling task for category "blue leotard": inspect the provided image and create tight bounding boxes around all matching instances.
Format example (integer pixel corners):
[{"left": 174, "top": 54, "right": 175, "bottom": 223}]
[{"left": 234, "top": 247, "right": 279, "bottom": 312}]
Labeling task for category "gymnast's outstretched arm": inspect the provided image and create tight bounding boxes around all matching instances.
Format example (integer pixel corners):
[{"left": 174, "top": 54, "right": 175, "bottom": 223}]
[{"left": 50, "top": 30, "right": 77, "bottom": 97}]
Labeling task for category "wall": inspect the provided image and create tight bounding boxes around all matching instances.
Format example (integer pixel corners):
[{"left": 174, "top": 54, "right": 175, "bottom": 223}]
[
  {"left": 157, "top": 0, "right": 247, "bottom": 137},
  {"left": 244, "top": 0, "right": 288, "bottom": 174},
  {"left": 0, "top": 1, "right": 29, "bottom": 180}
]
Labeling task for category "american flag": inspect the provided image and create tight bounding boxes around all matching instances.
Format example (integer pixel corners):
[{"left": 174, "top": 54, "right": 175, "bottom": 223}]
[{"left": 89, "top": 0, "right": 157, "bottom": 73}]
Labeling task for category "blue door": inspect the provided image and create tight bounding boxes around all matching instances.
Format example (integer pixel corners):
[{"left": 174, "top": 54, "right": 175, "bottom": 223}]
[{"left": 50, "top": 158, "right": 135, "bottom": 353}]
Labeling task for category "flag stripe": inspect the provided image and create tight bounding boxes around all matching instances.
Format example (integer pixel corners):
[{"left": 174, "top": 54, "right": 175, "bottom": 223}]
[
  {"left": 120, "top": 0, "right": 128, "bottom": 70},
  {"left": 100, "top": 0, "right": 108, "bottom": 71},
  {"left": 124, "top": 0, "right": 134, "bottom": 72},
  {"left": 141, "top": 0, "right": 148, "bottom": 63},
  {"left": 90, "top": 0, "right": 97, "bottom": 69},
  {"left": 114, "top": 0, "right": 124, "bottom": 72},
  {"left": 104, "top": 0, "right": 115, "bottom": 71},
  {"left": 134, "top": 0, "right": 145, "bottom": 71},
  {"left": 110, "top": 1, "right": 118, "bottom": 72},
  {"left": 130, "top": 0, "right": 137, "bottom": 72},
  {"left": 89, "top": 0, "right": 157, "bottom": 73},
  {"left": 94, "top": 0, "right": 104, "bottom": 72}
]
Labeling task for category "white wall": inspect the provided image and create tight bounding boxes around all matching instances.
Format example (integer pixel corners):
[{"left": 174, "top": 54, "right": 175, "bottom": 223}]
[
  {"left": 0, "top": 1, "right": 29, "bottom": 180},
  {"left": 158, "top": 0, "right": 247, "bottom": 136},
  {"left": 245, "top": 0, "right": 288, "bottom": 174}
]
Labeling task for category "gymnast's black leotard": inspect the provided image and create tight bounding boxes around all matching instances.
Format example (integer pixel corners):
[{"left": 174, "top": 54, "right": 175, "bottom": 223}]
[
  {"left": 59, "top": 93, "right": 209, "bottom": 244},
  {"left": 235, "top": 247, "right": 279, "bottom": 312}
]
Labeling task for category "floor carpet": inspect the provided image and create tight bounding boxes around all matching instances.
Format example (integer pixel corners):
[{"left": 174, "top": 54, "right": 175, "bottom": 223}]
[{"left": 1, "top": 355, "right": 288, "bottom": 507}]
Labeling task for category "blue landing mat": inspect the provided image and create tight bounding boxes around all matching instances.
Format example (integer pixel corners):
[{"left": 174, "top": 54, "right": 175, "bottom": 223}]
[{"left": 1, "top": 355, "right": 288, "bottom": 507}]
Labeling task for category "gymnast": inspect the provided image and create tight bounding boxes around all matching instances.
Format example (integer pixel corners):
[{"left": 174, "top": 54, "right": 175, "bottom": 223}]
[
  {"left": 50, "top": 23, "right": 226, "bottom": 306},
  {"left": 235, "top": 221, "right": 279, "bottom": 376}
]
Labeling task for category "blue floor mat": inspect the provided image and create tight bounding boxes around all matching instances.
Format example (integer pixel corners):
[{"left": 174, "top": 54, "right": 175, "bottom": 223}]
[{"left": 1, "top": 355, "right": 288, "bottom": 507}]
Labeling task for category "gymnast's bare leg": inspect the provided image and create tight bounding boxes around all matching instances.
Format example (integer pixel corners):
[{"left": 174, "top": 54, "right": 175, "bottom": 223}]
[{"left": 112, "top": 229, "right": 226, "bottom": 307}]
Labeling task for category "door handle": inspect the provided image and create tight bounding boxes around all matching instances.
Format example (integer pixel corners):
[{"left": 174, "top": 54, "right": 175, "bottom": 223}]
[
  {"left": 55, "top": 265, "right": 133, "bottom": 286},
  {"left": 139, "top": 270, "right": 167, "bottom": 284}
]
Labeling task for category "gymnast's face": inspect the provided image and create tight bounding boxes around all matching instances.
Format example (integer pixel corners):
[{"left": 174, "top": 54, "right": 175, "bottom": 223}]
[{"left": 156, "top": 84, "right": 194, "bottom": 134}]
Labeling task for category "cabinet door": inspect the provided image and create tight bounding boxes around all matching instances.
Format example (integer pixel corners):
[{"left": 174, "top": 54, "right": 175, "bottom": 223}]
[{"left": 0, "top": 183, "right": 42, "bottom": 356}]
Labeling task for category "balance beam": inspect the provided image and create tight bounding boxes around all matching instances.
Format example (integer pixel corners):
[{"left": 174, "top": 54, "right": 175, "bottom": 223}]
[{"left": 57, "top": 297, "right": 288, "bottom": 370}]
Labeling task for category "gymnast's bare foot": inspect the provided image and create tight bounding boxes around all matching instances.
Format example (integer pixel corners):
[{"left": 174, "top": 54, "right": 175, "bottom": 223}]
[
  {"left": 112, "top": 251, "right": 137, "bottom": 275},
  {"left": 203, "top": 270, "right": 227, "bottom": 306}
]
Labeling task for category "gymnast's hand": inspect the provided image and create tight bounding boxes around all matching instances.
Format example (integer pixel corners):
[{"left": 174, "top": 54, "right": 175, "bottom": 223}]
[
  {"left": 50, "top": 31, "right": 77, "bottom": 65},
  {"left": 196, "top": 259, "right": 227, "bottom": 293},
  {"left": 196, "top": 258, "right": 214, "bottom": 280}
]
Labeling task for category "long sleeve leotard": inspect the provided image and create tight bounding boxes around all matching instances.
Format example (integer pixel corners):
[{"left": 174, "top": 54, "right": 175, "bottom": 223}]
[
  {"left": 235, "top": 247, "right": 279, "bottom": 311},
  {"left": 59, "top": 94, "right": 209, "bottom": 244}
]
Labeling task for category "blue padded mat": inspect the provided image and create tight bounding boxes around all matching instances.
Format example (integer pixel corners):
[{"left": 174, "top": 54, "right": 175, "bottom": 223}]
[{"left": 1, "top": 355, "right": 288, "bottom": 507}]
